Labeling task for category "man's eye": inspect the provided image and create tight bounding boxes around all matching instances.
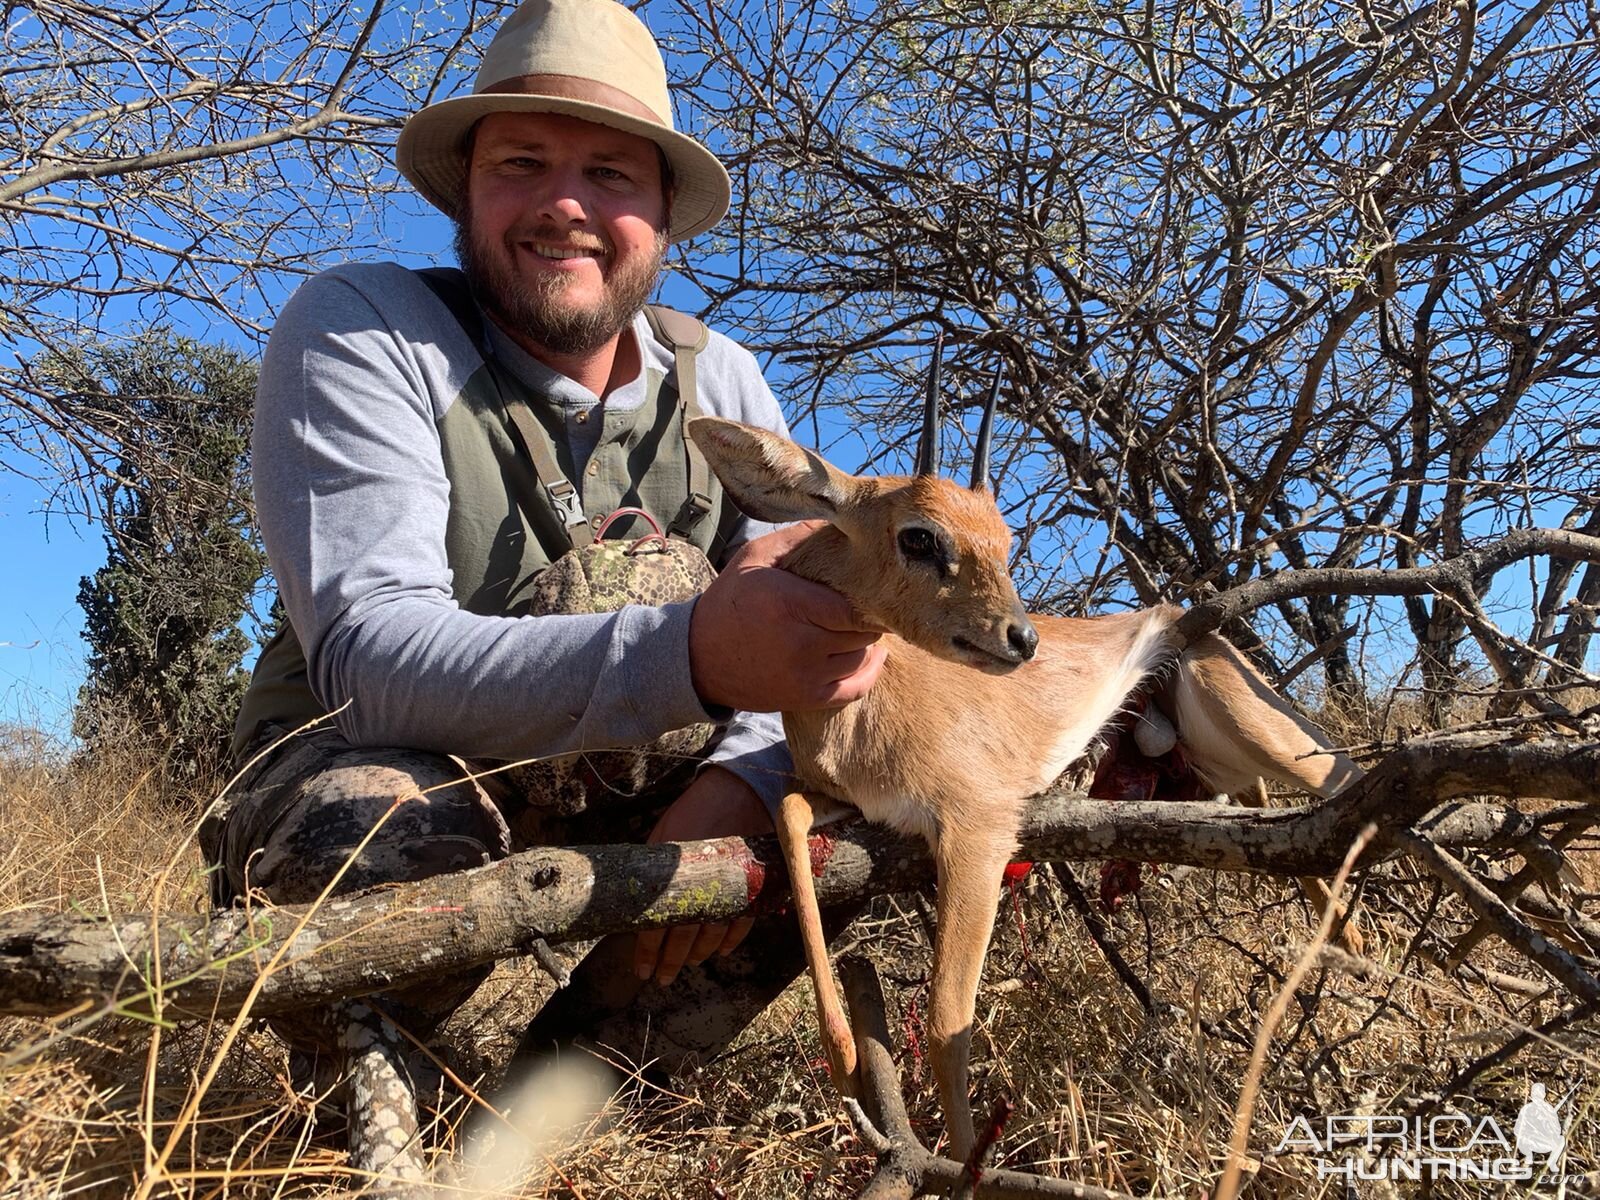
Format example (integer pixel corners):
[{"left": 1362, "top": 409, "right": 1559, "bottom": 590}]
[{"left": 898, "top": 528, "right": 938, "bottom": 559}]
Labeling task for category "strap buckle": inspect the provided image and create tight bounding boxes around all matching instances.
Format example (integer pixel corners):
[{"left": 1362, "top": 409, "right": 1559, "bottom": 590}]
[
  {"left": 668, "top": 490, "right": 714, "bottom": 540},
  {"left": 545, "top": 478, "right": 588, "bottom": 534}
]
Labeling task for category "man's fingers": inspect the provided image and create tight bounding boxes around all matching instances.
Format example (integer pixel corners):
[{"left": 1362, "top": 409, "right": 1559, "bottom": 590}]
[
  {"left": 814, "top": 642, "right": 888, "bottom": 705},
  {"left": 684, "top": 923, "right": 727, "bottom": 968},
  {"left": 686, "top": 917, "right": 755, "bottom": 968},
  {"left": 653, "top": 924, "right": 703, "bottom": 986},
  {"left": 825, "top": 641, "right": 886, "bottom": 677},
  {"left": 634, "top": 928, "right": 666, "bottom": 980},
  {"left": 815, "top": 598, "right": 888, "bottom": 636},
  {"left": 717, "top": 916, "right": 757, "bottom": 959},
  {"left": 813, "top": 628, "right": 884, "bottom": 654},
  {"left": 784, "top": 580, "right": 885, "bottom": 636},
  {"left": 689, "top": 522, "right": 887, "bottom": 712},
  {"left": 849, "top": 608, "right": 890, "bottom": 635},
  {"left": 639, "top": 918, "right": 754, "bottom": 983}
]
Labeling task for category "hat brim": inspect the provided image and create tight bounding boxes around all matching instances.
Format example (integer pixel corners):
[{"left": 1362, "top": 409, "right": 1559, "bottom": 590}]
[{"left": 396, "top": 93, "right": 731, "bottom": 243}]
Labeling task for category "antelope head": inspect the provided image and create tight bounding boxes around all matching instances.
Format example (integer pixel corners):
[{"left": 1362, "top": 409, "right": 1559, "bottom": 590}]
[{"left": 687, "top": 349, "right": 1038, "bottom": 673}]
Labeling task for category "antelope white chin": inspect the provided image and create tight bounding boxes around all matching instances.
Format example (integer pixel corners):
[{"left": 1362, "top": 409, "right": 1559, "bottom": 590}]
[{"left": 951, "top": 636, "right": 1023, "bottom": 673}]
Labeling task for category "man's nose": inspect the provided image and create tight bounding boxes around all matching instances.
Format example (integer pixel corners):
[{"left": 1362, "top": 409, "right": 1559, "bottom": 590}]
[{"left": 532, "top": 166, "right": 590, "bottom": 224}]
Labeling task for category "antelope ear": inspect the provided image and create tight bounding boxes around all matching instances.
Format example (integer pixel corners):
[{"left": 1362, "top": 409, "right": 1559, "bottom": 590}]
[{"left": 688, "top": 417, "right": 857, "bottom": 524}]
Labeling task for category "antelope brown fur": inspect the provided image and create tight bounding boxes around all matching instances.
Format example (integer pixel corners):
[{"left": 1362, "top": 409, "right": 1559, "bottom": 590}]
[{"left": 685, "top": 415, "right": 1363, "bottom": 1160}]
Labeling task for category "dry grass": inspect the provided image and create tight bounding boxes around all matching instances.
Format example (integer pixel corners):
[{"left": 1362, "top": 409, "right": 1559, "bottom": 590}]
[{"left": 4, "top": 723, "right": 1599, "bottom": 1198}]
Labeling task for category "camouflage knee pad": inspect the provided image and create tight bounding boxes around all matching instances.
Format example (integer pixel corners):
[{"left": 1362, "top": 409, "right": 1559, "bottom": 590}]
[{"left": 205, "top": 725, "right": 514, "bottom": 908}]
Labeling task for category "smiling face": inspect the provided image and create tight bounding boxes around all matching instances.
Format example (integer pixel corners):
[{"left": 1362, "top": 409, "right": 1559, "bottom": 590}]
[{"left": 455, "top": 111, "right": 669, "bottom": 357}]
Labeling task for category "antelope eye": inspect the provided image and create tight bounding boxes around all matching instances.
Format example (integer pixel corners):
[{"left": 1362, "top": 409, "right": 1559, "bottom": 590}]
[{"left": 898, "top": 527, "right": 938, "bottom": 560}]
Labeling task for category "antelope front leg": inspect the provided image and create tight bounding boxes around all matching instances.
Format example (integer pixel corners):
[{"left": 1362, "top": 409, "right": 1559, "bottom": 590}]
[
  {"left": 777, "top": 789, "right": 858, "bottom": 1096},
  {"left": 928, "top": 840, "right": 1014, "bottom": 1162}
]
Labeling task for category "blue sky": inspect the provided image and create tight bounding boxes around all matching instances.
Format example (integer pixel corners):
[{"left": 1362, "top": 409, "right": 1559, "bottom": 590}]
[
  {"left": 0, "top": 188, "right": 461, "bottom": 741},
  {"left": 0, "top": 465, "right": 101, "bottom": 738}
]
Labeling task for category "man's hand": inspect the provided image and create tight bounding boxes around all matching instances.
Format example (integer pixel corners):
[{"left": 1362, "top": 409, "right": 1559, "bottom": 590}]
[
  {"left": 690, "top": 522, "right": 886, "bottom": 713},
  {"left": 634, "top": 767, "right": 774, "bottom": 987}
]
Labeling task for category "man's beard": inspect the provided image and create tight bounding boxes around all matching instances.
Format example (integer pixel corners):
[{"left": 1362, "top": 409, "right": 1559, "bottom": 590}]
[{"left": 454, "top": 219, "right": 666, "bottom": 357}]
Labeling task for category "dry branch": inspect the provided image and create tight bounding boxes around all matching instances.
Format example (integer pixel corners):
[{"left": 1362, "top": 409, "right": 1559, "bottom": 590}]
[
  {"left": 1174, "top": 528, "right": 1600, "bottom": 645},
  {"left": 1388, "top": 828, "right": 1600, "bottom": 1001},
  {"left": 1, "top": 733, "right": 1595, "bottom": 1023},
  {"left": 839, "top": 956, "right": 1137, "bottom": 1199}
]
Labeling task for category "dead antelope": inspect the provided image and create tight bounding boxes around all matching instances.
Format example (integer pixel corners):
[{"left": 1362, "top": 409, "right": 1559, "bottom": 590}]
[{"left": 686, "top": 360, "right": 1363, "bottom": 1160}]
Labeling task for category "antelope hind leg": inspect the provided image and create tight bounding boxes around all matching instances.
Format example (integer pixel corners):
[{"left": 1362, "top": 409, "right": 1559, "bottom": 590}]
[
  {"left": 1166, "top": 638, "right": 1366, "bottom": 955},
  {"left": 777, "top": 789, "right": 858, "bottom": 1095},
  {"left": 1170, "top": 632, "right": 1363, "bottom": 797},
  {"left": 928, "top": 840, "right": 1014, "bottom": 1162},
  {"left": 1238, "top": 777, "right": 1365, "bottom": 956}
]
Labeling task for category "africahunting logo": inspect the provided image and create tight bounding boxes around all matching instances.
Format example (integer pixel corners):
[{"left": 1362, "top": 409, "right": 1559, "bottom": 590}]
[{"left": 1273, "top": 1082, "right": 1578, "bottom": 1183}]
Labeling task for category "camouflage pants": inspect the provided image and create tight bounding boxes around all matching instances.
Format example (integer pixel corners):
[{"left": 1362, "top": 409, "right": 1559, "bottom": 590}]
[{"left": 200, "top": 724, "right": 858, "bottom": 1075}]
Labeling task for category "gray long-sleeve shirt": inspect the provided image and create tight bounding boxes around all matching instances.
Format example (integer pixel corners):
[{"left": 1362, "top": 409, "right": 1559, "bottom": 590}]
[{"left": 242, "top": 261, "right": 794, "bottom": 809}]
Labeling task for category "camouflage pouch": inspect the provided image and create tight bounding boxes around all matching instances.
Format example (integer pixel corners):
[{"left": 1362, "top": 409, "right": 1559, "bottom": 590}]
[
  {"left": 528, "top": 509, "right": 717, "bottom": 612},
  {"left": 501, "top": 508, "right": 719, "bottom": 820}
]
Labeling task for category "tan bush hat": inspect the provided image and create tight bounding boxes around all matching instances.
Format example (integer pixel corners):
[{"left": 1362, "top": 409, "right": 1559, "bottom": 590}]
[{"left": 395, "top": 0, "right": 731, "bottom": 242}]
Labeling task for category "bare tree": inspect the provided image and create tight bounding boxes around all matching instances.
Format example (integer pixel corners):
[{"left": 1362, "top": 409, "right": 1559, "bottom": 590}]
[
  {"left": 668, "top": 0, "right": 1600, "bottom": 726},
  {"left": 6, "top": 1, "right": 1595, "bottom": 715},
  {"left": 0, "top": 0, "right": 515, "bottom": 505}
]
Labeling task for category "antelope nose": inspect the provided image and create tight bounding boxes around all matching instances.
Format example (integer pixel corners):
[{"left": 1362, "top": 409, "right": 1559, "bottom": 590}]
[{"left": 1007, "top": 619, "right": 1039, "bottom": 662}]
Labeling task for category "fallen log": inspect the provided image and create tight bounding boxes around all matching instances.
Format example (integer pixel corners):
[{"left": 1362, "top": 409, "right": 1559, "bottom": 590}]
[{"left": 0, "top": 732, "right": 1594, "bottom": 1023}]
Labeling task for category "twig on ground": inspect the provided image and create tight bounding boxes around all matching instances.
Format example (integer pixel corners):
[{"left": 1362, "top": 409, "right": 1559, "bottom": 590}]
[
  {"left": 837, "top": 955, "right": 1140, "bottom": 1199},
  {"left": 1215, "top": 824, "right": 1376, "bottom": 1200},
  {"left": 1448, "top": 824, "right": 1593, "bottom": 965},
  {"left": 1048, "top": 863, "right": 1159, "bottom": 1016},
  {"left": 1417, "top": 999, "right": 1600, "bottom": 1116}
]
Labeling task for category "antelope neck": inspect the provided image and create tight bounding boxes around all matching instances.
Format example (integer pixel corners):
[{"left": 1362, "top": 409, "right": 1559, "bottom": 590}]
[{"left": 783, "top": 524, "right": 878, "bottom": 614}]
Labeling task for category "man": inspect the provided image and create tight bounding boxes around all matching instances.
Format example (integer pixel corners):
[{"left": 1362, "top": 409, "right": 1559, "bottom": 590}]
[{"left": 206, "top": 0, "right": 882, "bottom": 1176}]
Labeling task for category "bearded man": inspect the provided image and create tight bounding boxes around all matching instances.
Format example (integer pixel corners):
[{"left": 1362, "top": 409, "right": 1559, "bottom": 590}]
[{"left": 204, "top": 0, "right": 882, "bottom": 1180}]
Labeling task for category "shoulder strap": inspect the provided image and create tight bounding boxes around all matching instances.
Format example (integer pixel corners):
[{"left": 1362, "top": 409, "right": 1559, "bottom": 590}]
[
  {"left": 643, "top": 305, "right": 715, "bottom": 541},
  {"left": 413, "top": 267, "right": 484, "bottom": 342},
  {"left": 412, "top": 267, "right": 592, "bottom": 548},
  {"left": 642, "top": 303, "right": 710, "bottom": 355}
]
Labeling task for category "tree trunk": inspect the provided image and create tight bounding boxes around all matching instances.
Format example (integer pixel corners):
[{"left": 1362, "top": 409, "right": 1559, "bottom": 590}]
[{"left": 2, "top": 733, "right": 1593, "bottom": 1024}]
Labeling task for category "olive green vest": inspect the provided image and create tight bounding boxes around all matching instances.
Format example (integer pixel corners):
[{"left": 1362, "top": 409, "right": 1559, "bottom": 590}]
[{"left": 231, "top": 276, "right": 739, "bottom": 759}]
